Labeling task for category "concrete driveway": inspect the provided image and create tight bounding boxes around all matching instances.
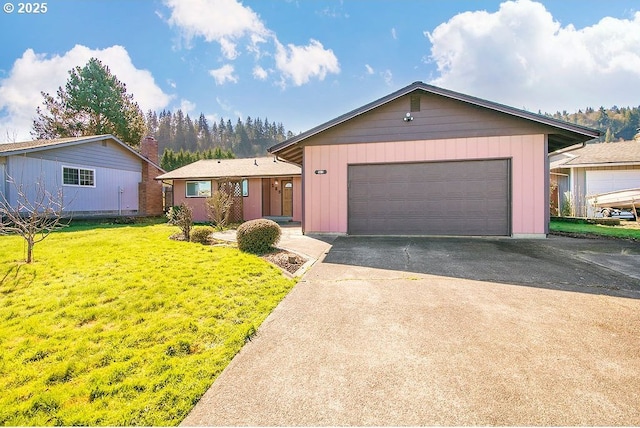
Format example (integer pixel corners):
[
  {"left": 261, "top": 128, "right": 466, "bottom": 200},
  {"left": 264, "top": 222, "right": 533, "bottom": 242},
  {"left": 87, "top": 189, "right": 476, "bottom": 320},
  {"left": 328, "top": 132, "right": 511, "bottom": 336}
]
[{"left": 181, "top": 234, "right": 640, "bottom": 426}]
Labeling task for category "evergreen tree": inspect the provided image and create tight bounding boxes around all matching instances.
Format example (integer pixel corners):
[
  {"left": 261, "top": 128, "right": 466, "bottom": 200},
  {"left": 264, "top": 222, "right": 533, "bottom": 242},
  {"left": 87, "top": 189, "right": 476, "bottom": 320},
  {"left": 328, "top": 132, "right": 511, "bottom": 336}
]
[
  {"left": 185, "top": 114, "right": 197, "bottom": 151},
  {"left": 174, "top": 110, "right": 186, "bottom": 149},
  {"left": 33, "top": 58, "right": 147, "bottom": 146},
  {"left": 146, "top": 110, "right": 159, "bottom": 136},
  {"left": 197, "top": 113, "right": 212, "bottom": 150},
  {"left": 234, "top": 117, "right": 251, "bottom": 157}
]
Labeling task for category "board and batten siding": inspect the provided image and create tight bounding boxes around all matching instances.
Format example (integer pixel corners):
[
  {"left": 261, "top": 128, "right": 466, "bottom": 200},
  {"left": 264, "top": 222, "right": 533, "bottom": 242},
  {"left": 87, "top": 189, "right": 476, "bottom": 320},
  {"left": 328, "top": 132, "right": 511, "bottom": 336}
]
[
  {"left": 303, "top": 134, "right": 547, "bottom": 237},
  {"left": 6, "top": 154, "right": 140, "bottom": 213}
]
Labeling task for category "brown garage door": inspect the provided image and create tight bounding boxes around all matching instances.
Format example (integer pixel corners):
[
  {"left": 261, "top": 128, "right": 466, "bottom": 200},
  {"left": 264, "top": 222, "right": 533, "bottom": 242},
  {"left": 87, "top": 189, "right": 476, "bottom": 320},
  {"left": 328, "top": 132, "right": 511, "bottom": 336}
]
[{"left": 348, "top": 159, "right": 510, "bottom": 236}]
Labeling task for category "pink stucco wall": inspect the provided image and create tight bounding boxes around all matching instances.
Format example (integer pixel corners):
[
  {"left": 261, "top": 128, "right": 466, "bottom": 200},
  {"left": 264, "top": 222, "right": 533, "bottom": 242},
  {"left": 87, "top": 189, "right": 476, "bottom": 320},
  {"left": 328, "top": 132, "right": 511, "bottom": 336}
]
[
  {"left": 293, "top": 176, "right": 302, "bottom": 222},
  {"left": 172, "top": 180, "right": 208, "bottom": 222},
  {"left": 243, "top": 179, "right": 263, "bottom": 221},
  {"left": 173, "top": 176, "right": 302, "bottom": 223},
  {"left": 303, "top": 135, "right": 547, "bottom": 236}
]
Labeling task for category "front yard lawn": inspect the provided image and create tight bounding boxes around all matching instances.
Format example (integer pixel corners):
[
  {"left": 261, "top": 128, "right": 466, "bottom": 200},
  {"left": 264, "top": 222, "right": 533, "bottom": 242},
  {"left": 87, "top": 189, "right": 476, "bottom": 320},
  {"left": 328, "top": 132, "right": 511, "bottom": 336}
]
[
  {"left": 0, "top": 222, "right": 296, "bottom": 426},
  {"left": 550, "top": 220, "right": 640, "bottom": 240}
]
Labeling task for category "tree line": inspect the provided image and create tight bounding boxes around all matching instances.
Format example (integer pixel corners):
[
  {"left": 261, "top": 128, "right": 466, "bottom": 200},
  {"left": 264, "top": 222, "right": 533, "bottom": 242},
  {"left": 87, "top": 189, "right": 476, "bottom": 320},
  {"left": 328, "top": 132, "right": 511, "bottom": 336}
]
[
  {"left": 544, "top": 105, "right": 640, "bottom": 143},
  {"left": 160, "top": 147, "right": 235, "bottom": 172},
  {"left": 146, "top": 110, "right": 294, "bottom": 164}
]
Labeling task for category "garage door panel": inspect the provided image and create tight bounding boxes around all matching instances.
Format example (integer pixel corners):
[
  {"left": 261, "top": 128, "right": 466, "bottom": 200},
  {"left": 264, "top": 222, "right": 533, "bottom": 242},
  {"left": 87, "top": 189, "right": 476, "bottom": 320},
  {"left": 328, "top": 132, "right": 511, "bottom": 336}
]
[
  {"left": 348, "top": 160, "right": 510, "bottom": 236},
  {"left": 586, "top": 170, "right": 640, "bottom": 195}
]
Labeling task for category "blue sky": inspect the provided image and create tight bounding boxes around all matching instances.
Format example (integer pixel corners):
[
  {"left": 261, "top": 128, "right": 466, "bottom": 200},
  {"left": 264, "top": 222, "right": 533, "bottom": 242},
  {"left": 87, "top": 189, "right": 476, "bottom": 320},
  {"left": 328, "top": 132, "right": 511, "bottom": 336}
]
[{"left": 1, "top": 0, "right": 639, "bottom": 143}]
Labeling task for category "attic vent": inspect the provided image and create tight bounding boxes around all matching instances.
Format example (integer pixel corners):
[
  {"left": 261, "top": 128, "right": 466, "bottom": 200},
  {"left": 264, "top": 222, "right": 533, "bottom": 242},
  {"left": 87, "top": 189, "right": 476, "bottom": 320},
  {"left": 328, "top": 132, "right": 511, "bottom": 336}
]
[
  {"left": 410, "top": 95, "right": 421, "bottom": 112},
  {"left": 102, "top": 141, "right": 107, "bottom": 147}
]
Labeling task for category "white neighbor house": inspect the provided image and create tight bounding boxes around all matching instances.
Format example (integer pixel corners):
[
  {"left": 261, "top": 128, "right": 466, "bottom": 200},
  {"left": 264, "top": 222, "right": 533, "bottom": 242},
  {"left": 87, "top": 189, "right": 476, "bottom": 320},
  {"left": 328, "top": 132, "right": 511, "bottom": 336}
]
[{"left": 550, "top": 140, "right": 640, "bottom": 217}]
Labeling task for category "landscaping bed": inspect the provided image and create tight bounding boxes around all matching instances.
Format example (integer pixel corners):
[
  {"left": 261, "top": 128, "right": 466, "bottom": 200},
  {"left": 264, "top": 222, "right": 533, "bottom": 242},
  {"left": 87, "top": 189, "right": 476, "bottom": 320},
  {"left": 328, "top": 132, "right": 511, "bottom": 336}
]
[{"left": 261, "top": 249, "right": 307, "bottom": 275}]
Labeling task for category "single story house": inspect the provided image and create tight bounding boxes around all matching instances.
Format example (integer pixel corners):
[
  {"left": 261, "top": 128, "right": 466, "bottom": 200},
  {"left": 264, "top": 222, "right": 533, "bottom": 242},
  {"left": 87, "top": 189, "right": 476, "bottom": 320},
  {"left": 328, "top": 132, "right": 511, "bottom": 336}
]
[
  {"left": 155, "top": 157, "right": 301, "bottom": 223},
  {"left": 550, "top": 140, "right": 640, "bottom": 217},
  {"left": 0, "top": 134, "right": 164, "bottom": 217},
  {"left": 269, "top": 81, "right": 600, "bottom": 237}
]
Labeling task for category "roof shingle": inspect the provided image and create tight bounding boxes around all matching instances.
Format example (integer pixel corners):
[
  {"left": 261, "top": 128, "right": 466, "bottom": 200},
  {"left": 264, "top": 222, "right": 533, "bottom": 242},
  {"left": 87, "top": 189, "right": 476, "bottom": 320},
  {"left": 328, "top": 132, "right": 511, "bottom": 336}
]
[
  {"left": 155, "top": 157, "right": 300, "bottom": 180},
  {"left": 550, "top": 140, "right": 640, "bottom": 169}
]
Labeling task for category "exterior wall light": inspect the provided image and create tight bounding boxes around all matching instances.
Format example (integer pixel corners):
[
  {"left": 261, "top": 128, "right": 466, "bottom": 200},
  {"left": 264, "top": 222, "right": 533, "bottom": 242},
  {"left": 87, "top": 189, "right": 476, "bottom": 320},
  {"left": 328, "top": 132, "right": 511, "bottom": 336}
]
[
  {"left": 315, "top": 170, "right": 327, "bottom": 175},
  {"left": 403, "top": 112, "right": 414, "bottom": 122}
]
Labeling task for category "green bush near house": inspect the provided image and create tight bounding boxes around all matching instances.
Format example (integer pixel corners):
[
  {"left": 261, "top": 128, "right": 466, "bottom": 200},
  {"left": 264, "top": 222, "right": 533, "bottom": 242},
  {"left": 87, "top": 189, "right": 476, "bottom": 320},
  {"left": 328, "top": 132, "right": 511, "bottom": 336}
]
[
  {"left": 236, "top": 219, "right": 282, "bottom": 255},
  {"left": 0, "top": 223, "right": 295, "bottom": 426},
  {"left": 190, "top": 226, "right": 215, "bottom": 245}
]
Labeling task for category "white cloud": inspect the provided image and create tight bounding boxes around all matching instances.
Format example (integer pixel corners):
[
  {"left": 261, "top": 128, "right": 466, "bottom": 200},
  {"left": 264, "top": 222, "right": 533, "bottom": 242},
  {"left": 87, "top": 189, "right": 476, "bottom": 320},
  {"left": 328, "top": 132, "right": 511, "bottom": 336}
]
[
  {"left": 381, "top": 69, "right": 393, "bottom": 86},
  {"left": 425, "top": 0, "right": 640, "bottom": 112},
  {"left": 275, "top": 39, "right": 340, "bottom": 87},
  {"left": 209, "top": 64, "right": 238, "bottom": 85},
  {"left": 180, "top": 99, "right": 196, "bottom": 114},
  {"left": 253, "top": 65, "right": 268, "bottom": 80},
  {"left": 391, "top": 27, "right": 398, "bottom": 40},
  {"left": 0, "top": 45, "right": 171, "bottom": 143},
  {"left": 164, "top": 0, "right": 268, "bottom": 59},
  {"left": 164, "top": 0, "right": 340, "bottom": 87},
  {"left": 216, "top": 96, "right": 232, "bottom": 112}
]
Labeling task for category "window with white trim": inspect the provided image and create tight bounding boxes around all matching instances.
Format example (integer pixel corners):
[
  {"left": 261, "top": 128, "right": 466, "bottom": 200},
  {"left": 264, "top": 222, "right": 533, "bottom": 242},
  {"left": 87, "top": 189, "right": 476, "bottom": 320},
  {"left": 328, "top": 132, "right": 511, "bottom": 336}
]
[
  {"left": 242, "top": 179, "right": 249, "bottom": 197},
  {"left": 63, "top": 166, "right": 95, "bottom": 187},
  {"left": 186, "top": 181, "right": 212, "bottom": 197}
]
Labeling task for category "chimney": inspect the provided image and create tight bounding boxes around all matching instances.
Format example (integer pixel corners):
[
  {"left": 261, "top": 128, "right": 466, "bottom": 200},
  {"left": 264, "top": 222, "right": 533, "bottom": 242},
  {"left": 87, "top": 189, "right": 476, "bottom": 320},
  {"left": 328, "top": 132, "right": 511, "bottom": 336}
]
[
  {"left": 140, "top": 136, "right": 159, "bottom": 165},
  {"left": 138, "top": 135, "right": 164, "bottom": 216}
]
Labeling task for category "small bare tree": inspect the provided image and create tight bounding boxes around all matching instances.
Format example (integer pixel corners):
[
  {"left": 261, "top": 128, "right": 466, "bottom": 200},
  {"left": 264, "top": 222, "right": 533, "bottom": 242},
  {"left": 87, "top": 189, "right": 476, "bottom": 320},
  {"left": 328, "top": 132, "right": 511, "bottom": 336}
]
[
  {"left": 0, "top": 175, "right": 68, "bottom": 263},
  {"left": 206, "top": 190, "right": 233, "bottom": 231},
  {"left": 166, "top": 202, "right": 193, "bottom": 240}
]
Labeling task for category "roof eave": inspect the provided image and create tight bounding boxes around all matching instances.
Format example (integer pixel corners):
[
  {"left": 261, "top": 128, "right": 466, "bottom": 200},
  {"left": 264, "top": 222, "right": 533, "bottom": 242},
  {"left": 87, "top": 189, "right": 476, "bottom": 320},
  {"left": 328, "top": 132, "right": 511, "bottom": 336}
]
[
  {"left": 1, "top": 134, "right": 166, "bottom": 173},
  {"left": 155, "top": 172, "right": 301, "bottom": 181},
  {"left": 551, "top": 161, "right": 640, "bottom": 170}
]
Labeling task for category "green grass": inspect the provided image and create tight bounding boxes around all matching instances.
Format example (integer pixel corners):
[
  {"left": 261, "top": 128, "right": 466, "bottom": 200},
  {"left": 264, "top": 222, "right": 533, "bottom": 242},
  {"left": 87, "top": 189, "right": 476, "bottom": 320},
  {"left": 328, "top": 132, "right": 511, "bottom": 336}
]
[
  {"left": 0, "top": 222, "right": 296, "bottom": 426},
  {"left": 550, "top": 220, "right": 640, "bottom": 240}
]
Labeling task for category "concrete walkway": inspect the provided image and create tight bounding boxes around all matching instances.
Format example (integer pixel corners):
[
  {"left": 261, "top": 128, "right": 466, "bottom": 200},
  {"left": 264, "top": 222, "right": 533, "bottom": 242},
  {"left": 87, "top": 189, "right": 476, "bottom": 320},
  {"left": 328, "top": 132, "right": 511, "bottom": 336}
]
[{"left": 181, "top": 232, "right": 640, "bottom": 426}]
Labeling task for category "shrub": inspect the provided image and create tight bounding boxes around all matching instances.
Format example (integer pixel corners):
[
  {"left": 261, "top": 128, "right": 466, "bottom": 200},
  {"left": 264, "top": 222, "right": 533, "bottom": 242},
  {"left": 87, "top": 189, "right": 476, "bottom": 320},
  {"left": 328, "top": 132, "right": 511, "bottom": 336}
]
[
  {"left": 166, "top": 203, "right": 193, "bottom": 241},
  {"left": 206, "top": 191, "right": 233, "bottom": 231},
  {"left": 236, "top": 219, "right": 281, "bottom": 254},
  {"left": 190, "top": 226, "right": 214, "bottom": 245}
]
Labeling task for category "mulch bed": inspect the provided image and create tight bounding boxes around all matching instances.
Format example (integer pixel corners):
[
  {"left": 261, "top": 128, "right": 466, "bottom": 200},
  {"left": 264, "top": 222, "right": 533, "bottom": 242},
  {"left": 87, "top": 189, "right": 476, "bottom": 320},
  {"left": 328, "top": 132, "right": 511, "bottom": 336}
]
[{"left": 260, "top": 249, "right": 307, "bottom": 275}]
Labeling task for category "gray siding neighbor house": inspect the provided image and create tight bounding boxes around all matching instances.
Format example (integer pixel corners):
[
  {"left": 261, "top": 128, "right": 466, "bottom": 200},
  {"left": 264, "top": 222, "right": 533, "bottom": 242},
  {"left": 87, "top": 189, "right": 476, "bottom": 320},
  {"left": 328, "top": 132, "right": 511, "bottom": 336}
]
[{"left": 0, "top": 134, "right": 165, "bottom": 217}]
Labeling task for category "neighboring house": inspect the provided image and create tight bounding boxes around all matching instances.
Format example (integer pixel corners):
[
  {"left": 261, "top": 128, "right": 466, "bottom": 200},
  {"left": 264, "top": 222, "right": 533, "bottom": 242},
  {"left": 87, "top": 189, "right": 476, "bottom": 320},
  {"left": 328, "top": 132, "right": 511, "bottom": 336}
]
[
  {"left": 0, "top": 134, "right": 165, "bottom": 217},
  {"left": 269, "top": 81, "right": 599, "bottom": 238},
  {"left": 155, "top": 157, "right": 301, "bottom": 223},
  {"left": 550, "top": 140, "right": 640, "bottom": 217}
]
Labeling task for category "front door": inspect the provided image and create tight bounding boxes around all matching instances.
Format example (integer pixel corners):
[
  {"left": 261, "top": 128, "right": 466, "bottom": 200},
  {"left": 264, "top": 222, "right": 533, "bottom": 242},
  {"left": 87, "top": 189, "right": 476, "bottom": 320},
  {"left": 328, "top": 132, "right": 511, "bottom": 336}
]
[{"left": 282, "top": 180, "right": 293, "bottom": 217}]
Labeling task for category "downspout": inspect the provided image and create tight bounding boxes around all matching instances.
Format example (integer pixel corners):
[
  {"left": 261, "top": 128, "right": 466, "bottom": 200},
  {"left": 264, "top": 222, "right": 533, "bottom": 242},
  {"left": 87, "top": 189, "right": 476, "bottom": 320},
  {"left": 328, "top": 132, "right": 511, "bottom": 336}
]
[{"left": 118, "top": 186, "right": 123, "bottom": 215}]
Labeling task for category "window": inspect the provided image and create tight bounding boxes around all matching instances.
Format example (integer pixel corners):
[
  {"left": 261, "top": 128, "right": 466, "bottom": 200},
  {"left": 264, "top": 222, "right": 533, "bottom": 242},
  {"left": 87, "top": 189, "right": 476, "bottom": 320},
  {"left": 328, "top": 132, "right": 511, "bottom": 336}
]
[
  {"left": 63, "top": 166, "right": 95, "bottom": 187},
  {"left": 242, "top": 179, "right": 249, "bottom": 197},
  {"left": 186, "top": 181, "right": 212, "bottom": 197}
]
